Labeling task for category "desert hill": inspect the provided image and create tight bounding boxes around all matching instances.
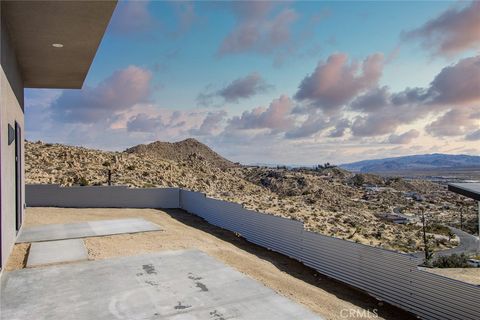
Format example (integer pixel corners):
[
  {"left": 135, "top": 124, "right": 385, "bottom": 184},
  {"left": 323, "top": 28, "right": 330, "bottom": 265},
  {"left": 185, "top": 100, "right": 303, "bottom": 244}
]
[
  {"left": 26, "top": 140, "right": 478, "bottom": 253},
  {"left": 125, "top": 138, "right": 235, "bottom": 169}
]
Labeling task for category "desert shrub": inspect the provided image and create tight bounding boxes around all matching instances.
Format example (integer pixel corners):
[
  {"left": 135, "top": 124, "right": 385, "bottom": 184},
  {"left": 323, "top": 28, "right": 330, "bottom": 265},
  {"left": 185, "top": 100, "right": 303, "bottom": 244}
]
[
  {"left": 143, "top": 183, "right": 156, "bottom": 188},
  {"left": 431, "top": 253, "right": 470, "bottom": 268},
  {"left": 351, "top": 174, "right": 365, "bottom": 186},
  {"left": 372, "top": 231, "right": 381, "bottom": 239},
  {"left": 102, "top": 161, "right": 111, "bottom": 167},
  {"left": 126, "top": 165, "right": 135, "bottom": 171},
  {"left": 426, "top": 223, "right": 451, "bottom": 236},
  {"left": 435, "top": 238, "right": 448, "bottom": 246},
  {"left": 75, "top": 176, "right": 89, "bottom": 186}
]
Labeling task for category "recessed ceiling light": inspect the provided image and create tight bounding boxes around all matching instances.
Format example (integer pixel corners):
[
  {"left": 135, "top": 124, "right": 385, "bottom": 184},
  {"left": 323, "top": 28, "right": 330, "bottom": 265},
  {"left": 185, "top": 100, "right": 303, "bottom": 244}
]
[{"left": 52, "top": 43, "right": 64, "bottom": 48}]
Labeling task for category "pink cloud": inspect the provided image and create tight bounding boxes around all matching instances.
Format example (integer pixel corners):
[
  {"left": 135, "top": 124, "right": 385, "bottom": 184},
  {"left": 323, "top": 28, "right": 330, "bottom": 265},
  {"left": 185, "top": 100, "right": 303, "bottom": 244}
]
[
  {"left": 428, "top": 55, "right": 480, "bottom": 106},
  {"left": 294, "top": 53, "right": 384, "bottom": 114},
  {"left": 218, "top": 2, "right": 298, "bottom": 55},
  {"left": 228, "top": 95, "right": 294, "bottom": 131},
  {"left": 285, "top": 113, "right": 329, "bottom": 139},
  {"left": 338, "top": 55, "right": 480, "bottom": 138},
  {"left": 109, "top": 1, "right": 155, "bottom": 35},
  {"left": 403, "top": 2, "right": 480, "bottom": 57},
  {"left": 426, "top": 108, "right": 480, "bottom": 137},
  {"left": 190, "top": 111, "right": 227, "bottom": 136},
  {"left": 126, "top": 113, "right": 164, "bottom": 132},
  {"left": 52, "top": 66, "right": 152, "bottom": 123}
]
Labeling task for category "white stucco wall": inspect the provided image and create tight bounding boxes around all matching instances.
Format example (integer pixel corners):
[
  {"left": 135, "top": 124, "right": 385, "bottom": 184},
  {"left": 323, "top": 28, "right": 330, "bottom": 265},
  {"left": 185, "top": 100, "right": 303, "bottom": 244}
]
[{"left": 1, "top": 6, "right": 25, "bottom": 270}]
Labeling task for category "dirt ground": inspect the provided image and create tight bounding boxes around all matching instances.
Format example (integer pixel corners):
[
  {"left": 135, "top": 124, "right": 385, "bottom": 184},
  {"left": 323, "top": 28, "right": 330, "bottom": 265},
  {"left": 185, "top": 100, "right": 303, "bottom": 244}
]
[
  {"left": 6, "top": 207, "right": 417, "bottom": 320},
  {"left": 425, "top": 268, "right": 480, "bottom": 285}
]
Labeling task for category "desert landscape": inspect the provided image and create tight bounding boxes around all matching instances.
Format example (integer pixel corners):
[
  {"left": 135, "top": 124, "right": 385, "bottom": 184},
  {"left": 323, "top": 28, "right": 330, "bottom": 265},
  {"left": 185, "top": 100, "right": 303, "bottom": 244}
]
[{"left": 25, "top": 139, "right": 478, "bottom": 254}]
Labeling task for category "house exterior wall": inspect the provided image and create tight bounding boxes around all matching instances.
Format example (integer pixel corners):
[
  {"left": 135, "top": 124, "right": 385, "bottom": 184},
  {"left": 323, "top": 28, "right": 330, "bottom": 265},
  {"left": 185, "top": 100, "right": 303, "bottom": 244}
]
[{"left": 0, "top": 6, "right": 25, "bottom": 270}]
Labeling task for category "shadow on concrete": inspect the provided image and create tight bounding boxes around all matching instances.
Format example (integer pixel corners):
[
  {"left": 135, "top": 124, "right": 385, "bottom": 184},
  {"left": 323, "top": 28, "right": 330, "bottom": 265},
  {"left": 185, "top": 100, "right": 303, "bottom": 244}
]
[{"left": 161, "top": 209, "right": 417, "bottom": 320}]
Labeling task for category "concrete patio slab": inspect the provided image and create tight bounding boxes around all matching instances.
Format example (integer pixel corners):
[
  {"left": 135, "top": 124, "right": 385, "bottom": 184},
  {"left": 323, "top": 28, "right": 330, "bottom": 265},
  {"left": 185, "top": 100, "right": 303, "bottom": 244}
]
[
  {"left": 0, "top": 249, "right": 321, "bottom": 320},
  {"left": 16, "top": 218, "right": 161, "bottom": 243},
  {"left": 26, "top": 239, "right": 88, "bottom": 267}
]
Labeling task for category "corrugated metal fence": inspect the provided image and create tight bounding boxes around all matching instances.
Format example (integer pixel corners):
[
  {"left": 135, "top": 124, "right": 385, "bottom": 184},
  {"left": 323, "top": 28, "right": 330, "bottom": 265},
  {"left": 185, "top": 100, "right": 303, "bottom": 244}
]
[
  {"left": 26, "top": 185, "right": 480, "bottom": 319},
  {"left": 180, "top": 190, "right": 480, "bottom": 320}
]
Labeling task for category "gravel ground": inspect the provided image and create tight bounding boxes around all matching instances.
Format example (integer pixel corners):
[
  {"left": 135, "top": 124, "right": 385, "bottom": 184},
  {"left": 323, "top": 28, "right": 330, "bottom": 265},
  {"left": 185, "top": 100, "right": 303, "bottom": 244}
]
[
  {"left": 425, "top": 268, "right": 480, "bottom": 286},
  {"left": 6, "top": 207, "right": 417, "bottom": 320}
]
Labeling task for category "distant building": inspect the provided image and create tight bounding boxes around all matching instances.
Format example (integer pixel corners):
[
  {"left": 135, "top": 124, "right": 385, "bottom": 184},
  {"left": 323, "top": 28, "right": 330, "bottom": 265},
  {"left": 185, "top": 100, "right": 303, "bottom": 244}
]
[
  {"left": 378, "top": 213, "right": 412, "bottom": 224},
  {"left": 364, "top": 184, "right": 380, "bottom": 192},
  {"left": 404, "top": 192, "right": 425, "bottom": 202}
]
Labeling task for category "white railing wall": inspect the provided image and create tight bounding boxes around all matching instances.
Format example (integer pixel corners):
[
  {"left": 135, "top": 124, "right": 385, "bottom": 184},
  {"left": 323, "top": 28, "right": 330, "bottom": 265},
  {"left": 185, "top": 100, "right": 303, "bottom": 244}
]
[
  {"left": 26, "top": 184, "right": 480, "bottom": 320},
  {"left": 26, "top": 184, "right": 179, "bottom": 208}
]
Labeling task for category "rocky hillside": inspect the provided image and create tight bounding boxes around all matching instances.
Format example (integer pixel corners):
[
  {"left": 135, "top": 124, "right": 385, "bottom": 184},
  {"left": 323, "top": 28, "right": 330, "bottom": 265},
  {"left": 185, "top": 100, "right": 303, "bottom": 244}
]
[
  {"left": 125, "top": 138, "right": 235, "bottom": 169},
  {"left": 26, "top": 140, "right": 478, "bottom": 254}
]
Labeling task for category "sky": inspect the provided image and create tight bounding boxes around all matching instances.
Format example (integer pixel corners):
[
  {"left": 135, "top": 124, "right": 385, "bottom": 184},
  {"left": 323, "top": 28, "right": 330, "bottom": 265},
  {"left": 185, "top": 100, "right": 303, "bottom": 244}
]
[{"left": 25, "top": 0, "right": 480, "bottom": 165}]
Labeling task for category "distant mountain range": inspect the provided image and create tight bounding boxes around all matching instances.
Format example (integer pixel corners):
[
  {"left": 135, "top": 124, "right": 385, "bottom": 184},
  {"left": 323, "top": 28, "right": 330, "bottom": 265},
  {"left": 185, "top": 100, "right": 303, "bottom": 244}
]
[{"left": 340, "top": 153, "right": 480, "bottom": 173}]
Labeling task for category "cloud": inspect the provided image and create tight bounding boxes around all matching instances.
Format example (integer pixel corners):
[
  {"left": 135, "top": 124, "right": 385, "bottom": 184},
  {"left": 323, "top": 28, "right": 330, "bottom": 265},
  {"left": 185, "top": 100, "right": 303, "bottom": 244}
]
[
  {"left": 51, "top": 66, "right": 152, "bottom": 124},
  {"left": 402, "top": 2, "right": 480, "bottom": 57},
  {"left": 24, "top": 89, "right": 62, "bottom": 130},
  {"left": 218, "top": 2, "right": 298, "bottom": 56},
  {"left": 197, "top": 72, "right": 271, "bottom": 105},
  {"left": 294, "top": 53, "right": 384, "bottom": 115},
  {"left": 350, "top": 113, "right": 400, "bottom": 138},
  {"left": 427, "top": 55, "right": 480, "bottom": 105},
  {"left": 426, "top": 108, "right": 480, "bottom": 137},
  {"left": 124, "top": 109, "right": 223, "bottom": 142},
  {"left": 171, "top": 1, "right": 197, "bottom": 36},
  {"left": 343, "top": 54, "right": 480, "bottom": 137},
  {"left": 285, "top": 54, "right": 480, "bottom": 140},
  {"left": 126, "top": 113, "right": 164, "bottom": 132},
  {"left": 466, "top": 129, "right": 480, "bottom": 141},
  {"left": 218, "top": 73, "right": 271, "bottom": 103},
  {"left": 328, "top": 118, "right": 351, "bottom": 138},
  {"left": 390, "top": 87, "right": 429, "bottom": 106},
  {"left": 190, "top": 111, "right": 227, "bottom": 136},
  {"left": 350, "top": 86, "right": 390, "bottom": 113},
  {"left": 109, "top": 1, "right": 155, "bottom": 35},
  {"left": 285, "top": 113, "right": 328, "bottom": 139},
  {"left": 387, "top": 129, "right": 420, "bottom": 144},
  {"left": 228, "top": 95, "right": 294, "bottom": 131},
  {"left": 109, "top": 1, "right": 198, "bottom": 38}
]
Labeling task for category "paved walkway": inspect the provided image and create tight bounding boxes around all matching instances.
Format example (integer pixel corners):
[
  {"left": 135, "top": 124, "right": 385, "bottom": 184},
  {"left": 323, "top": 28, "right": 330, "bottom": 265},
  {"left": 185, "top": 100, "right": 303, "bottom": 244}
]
[
  {"left": 26, "top": 239, "right": 88, "bottom": 267},
  {"left": 1, "top": 250, "right": 322, "bottom": 320},
  {"left": 16, "top": 218, "right": 160, "bottom": 243}
]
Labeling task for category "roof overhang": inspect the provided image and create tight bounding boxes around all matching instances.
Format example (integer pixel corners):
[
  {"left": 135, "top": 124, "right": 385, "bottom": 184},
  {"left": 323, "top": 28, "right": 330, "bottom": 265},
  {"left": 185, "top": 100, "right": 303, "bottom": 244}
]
[
  {"left": 2, "top": 0, "right": 117, "bottom": 89},
  {"left": 448, "top": 183, "right": 480, "bottom": 201}
]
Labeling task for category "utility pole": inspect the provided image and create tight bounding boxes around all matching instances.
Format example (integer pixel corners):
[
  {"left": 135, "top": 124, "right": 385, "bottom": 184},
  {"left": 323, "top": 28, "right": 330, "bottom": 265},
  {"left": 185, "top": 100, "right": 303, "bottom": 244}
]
[
  {"left": 460, "top": 207, "right": 463, "bottom": 231},
  {"left": 421, "top": 209, "right": 431, "bottom": 263}
]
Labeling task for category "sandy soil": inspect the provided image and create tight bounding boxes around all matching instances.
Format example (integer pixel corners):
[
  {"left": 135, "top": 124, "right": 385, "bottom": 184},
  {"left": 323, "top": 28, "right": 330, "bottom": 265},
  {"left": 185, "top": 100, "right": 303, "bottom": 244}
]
[
  {"left": 5, "top": 207, "right": 417, "bottom": 320},
  {"left": 425, "top": 268, "right": 480, "bottom": 286}
]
